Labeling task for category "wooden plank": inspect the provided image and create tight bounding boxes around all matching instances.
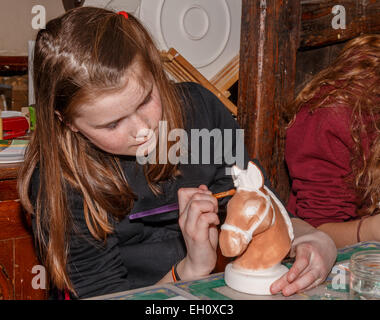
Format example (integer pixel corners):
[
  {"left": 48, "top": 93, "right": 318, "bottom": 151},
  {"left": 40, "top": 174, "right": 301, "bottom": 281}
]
[
  {"left": 295, "top": 42, "right": 346, "bottom": 95},
  {"left": 14, "top": 237, "right": 47, "bottom": 300},
  {"left": 0, "top": 240, "right": 14, "bottom": 299},
  {"left": 162, "top": 48, "right": 238, "bottom": 115},
  {"left": 0, "top": 179, "right": 18, "bottom": 201},
  {"left": 0, "top": 201, "right": 31, "bottom": 240},
  {"left": 238, "top": 0, "right": 301, "bottom": 202},
  {"left": 0, "top": 163, "right": 20, "bottom": 180},
  {"left": 210, "top": 55, "right": 239, "bottom": 94},
  {"left": 0, "top": 57, "right": 28, "bottom": 74},
  {"left": 300, "top": 0, "right": 380, "bottom": 48},
  {"left": 0, "top": 263, "right": 13, "bottom": 300}
]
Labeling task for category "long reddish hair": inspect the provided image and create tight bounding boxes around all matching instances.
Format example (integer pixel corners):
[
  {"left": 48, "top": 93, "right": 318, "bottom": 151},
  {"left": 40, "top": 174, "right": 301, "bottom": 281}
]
[
  {"left": 18, "top": 7, "right": 184, "bottom": 295},
  {"left": 285, "top": 34, "right": 380, "bottom": 217}
]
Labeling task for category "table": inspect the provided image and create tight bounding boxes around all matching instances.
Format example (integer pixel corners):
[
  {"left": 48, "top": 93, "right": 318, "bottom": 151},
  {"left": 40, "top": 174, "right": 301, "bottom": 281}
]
[{"left": 88, "top": 241, "right": 380, "bottom": 300}]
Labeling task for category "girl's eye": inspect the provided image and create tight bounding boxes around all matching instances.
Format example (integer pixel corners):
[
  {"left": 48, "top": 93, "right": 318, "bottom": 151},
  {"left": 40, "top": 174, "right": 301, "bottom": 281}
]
[
  {"left": 142, "top": 93, "right": 152, "bottom": 105},
  {"left": 104, "top": 93, "right": 152, "bottom": 130},
  {"left": 106, "top": 121, "right": 119, "bottom": 130}
]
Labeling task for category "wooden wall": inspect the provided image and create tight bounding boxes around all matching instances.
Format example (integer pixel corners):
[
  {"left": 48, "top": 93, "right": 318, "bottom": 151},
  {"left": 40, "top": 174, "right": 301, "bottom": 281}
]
[{"left": 238, "top": 0, "right": 380, "bottom": 203}]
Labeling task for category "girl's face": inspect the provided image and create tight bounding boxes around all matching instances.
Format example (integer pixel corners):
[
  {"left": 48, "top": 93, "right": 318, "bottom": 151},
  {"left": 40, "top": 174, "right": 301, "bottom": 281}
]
[{"left": 69, "top": 67, "right": 163, "bottom": 156}]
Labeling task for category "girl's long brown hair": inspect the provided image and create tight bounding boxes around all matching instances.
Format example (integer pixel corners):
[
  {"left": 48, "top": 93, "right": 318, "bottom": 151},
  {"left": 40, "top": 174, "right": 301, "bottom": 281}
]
[
  {"left": 285, "top": 34, "right": 380, "bottom": 218},
  {"left": 18, "top": 7, "right": 184, "bottom": 295}
]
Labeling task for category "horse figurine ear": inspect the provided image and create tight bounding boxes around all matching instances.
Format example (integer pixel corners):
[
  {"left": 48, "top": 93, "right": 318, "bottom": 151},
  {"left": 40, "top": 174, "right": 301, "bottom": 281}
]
[
  {"left": 231, "top": 162, "right": 264, "bottom": 191},
  {"left": 247, "top": 162, "right": 264, "bottom": 190}
]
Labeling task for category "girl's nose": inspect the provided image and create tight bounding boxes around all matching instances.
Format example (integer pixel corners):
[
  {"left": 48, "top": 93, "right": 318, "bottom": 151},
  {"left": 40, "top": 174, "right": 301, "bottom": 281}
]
[
  {"left": 131, "top": 114, "right": 150, "bottom": 139},
  {"left": 135, "top": 127, "right": 153, "bottom": 142}
]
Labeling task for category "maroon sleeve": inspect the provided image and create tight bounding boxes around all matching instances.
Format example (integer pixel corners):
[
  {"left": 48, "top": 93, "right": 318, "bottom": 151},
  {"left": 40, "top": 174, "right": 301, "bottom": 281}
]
[{"left": 285, "top": 104, "right": 359, "bottom": 227}]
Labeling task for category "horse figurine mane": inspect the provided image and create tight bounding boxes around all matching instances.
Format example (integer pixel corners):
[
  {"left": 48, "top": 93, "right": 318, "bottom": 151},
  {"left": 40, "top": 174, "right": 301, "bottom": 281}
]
[{"left": 219, "top": 161, "right": 294, "bottom": 295}]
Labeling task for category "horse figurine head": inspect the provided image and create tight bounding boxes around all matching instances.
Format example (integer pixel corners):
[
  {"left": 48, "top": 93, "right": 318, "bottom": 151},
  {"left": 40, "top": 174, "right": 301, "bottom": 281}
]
[{"left": 219, "top": 162, "right": 294, "bottom": 272}]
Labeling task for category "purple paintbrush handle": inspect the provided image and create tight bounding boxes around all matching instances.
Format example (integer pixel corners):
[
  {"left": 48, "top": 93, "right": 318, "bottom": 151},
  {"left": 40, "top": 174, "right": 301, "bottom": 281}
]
[{"left": 129, "top": 202, "right": 179, "bottom": 220}]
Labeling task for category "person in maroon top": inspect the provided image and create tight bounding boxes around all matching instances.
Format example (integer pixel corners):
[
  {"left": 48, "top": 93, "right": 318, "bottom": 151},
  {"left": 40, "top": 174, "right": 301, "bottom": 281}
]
[{"left": 285, "top": 34, "right": 380, "bottom": 248}]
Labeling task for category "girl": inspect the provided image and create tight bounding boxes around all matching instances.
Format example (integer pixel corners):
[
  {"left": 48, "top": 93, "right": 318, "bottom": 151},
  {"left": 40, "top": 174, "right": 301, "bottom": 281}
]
[
  {"left": 285, "top": 34, "right": 380, "bottom": 248},
  {"left": 18, "top": 7, "right": 336, "bottom": 299}
]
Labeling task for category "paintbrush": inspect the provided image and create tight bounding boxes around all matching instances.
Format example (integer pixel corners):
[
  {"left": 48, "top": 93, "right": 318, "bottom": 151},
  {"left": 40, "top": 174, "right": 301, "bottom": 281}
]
[{"left": 129, "top": 188, "right": 236, "bottom": 220}]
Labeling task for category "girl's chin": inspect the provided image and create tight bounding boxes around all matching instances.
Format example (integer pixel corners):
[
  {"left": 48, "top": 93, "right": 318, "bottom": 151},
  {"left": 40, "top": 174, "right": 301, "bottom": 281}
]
[{"left": 135, "top": 147, "right": 156, "bottom": 157}]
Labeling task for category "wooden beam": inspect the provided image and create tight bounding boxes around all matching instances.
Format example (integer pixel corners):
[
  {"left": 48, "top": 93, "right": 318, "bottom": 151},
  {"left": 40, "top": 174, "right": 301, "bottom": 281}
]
[
  {"left": 238, "top": 0, "right": 301, "bottom": 201},
  {"left": 0, "top": 57, "right": 28, "bottom": 74},
  {"left": 300, "top": 0, "right": 380, "bottom": 48},
  {"left": 162, "top": 48, "right": 238, "bottom": 115}
]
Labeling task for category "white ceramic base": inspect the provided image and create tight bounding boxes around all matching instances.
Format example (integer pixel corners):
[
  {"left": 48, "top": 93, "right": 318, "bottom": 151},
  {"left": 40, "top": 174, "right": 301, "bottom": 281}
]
[{"left": 224, "top": 263, "right": 289, "bottom": 295}]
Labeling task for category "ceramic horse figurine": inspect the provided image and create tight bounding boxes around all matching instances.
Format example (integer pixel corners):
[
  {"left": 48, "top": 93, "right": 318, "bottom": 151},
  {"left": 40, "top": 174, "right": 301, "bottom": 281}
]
[{"left": 219, "top": 161, "right": 294, "bottom": 295}]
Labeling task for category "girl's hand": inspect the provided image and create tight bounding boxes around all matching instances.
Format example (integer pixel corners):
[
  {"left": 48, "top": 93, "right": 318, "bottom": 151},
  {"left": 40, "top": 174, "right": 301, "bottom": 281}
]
[
  {"left": 176, "top": 184, "right": 220, "bottom": 280},
  {"left": 270, "top": 230, "right": 337, "bottom": 296}
]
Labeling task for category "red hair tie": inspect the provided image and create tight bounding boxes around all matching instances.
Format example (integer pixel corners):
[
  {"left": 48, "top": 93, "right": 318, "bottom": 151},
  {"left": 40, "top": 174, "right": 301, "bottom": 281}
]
[{"left": 118, "top": 11, "right": 129, "bottom": 19}]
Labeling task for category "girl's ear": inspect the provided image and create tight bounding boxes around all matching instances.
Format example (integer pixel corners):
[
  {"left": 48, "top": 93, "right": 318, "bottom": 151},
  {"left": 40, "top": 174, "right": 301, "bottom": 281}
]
[
  {"left": 67, "top": 123, "right": 79, "bottom": 133},
  {"left": 55, "top": 111, "right": 79, "bottom": 132}
]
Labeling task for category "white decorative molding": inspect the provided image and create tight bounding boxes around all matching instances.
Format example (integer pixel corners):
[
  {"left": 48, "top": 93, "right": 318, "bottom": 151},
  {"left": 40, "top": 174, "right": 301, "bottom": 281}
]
[{"left": 139, "top": 0, "right": 241, "bottom": 80}]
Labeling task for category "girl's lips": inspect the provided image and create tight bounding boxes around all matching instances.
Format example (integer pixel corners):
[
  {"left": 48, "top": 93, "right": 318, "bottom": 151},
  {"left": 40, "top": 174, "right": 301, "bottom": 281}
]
[{"left": 134, "top": 139, "right": 148, "bottom": 146}]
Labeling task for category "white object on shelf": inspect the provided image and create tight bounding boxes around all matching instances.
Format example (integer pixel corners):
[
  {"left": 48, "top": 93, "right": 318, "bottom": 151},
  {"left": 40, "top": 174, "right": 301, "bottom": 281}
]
[
  {"left": 0, "top": 156, "right": 25, "bottom": 164},
  {"left": 0, "top": 111, "right": 24, "bottom": 118}
]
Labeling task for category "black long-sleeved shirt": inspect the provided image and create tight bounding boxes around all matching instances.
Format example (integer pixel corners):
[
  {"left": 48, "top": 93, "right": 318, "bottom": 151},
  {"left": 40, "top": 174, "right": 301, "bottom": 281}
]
[{"left": 30, "top": 82, "right": 272, "bottom": 299}]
